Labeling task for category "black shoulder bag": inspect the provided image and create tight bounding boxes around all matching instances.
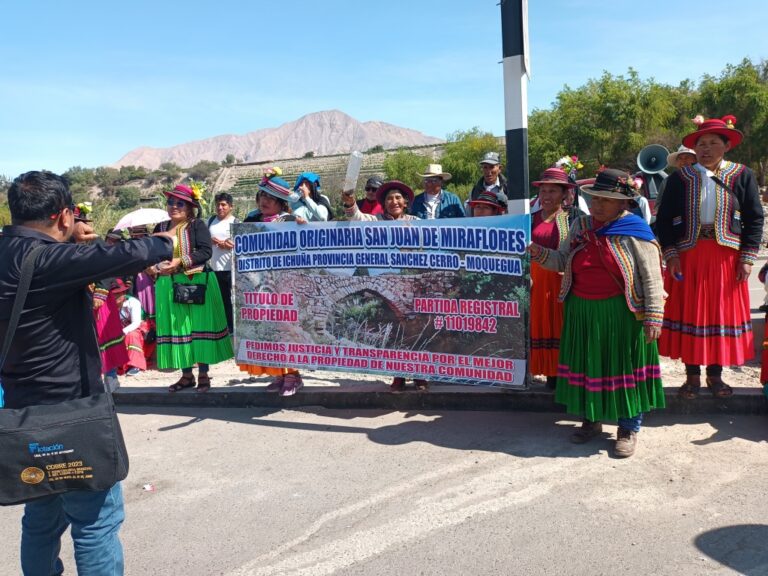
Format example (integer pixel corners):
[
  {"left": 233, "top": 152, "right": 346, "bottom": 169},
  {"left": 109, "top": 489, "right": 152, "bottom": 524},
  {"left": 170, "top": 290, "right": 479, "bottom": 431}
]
[
  {"left": 172, "top": 271, "right": 208, "bottom": 304},
  {"left": 0, "top": 245, "right": 129, "bottom": 505}
]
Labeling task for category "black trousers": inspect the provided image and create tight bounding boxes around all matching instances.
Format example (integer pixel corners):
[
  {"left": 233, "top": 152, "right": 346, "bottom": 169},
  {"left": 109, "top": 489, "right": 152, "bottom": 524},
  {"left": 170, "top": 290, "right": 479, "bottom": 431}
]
[{"left": 214, "top": 270, "right": 234, "bottom": 333}]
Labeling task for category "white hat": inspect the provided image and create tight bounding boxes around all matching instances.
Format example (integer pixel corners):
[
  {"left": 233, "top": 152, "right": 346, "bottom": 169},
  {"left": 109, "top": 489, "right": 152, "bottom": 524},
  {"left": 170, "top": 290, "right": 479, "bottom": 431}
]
[
  {"left": 417, "top": 164, "right": 452, "bottom": 181},
  {"left": 666, "top": 145, "right": 697, "bottom": 167}
]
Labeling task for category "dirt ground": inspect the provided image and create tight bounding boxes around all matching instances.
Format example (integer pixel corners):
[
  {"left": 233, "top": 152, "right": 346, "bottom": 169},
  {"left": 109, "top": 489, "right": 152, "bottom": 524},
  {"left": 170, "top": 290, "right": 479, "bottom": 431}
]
[{"left": 117, "top": 350, "right": 763, "bottom": 395}]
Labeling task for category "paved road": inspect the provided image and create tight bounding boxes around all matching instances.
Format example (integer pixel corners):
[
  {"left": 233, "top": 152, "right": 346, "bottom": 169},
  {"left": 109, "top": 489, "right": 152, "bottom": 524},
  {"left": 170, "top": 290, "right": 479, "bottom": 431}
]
[{"left": 1, "top": 408, "right": 767, "bottom": 575}]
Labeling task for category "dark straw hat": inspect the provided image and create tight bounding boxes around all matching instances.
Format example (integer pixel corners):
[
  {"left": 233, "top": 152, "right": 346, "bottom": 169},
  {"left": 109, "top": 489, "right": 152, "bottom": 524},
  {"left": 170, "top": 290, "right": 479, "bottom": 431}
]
[
  {"left": 580, "top": 168, "right": 641, "bottom": 200},
  {"left": 468, "top": 189, "right": 508, "bottom": 212}
]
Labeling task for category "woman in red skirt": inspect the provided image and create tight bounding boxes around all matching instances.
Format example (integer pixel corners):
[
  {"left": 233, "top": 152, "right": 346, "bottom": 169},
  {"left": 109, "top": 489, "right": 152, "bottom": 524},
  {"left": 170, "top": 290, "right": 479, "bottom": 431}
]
[
  {"left": 656, "top": 115, "right": 764, "bottom": 398},
  {"left": 528, "top": 168, "right": 574, "bottom": 388}
]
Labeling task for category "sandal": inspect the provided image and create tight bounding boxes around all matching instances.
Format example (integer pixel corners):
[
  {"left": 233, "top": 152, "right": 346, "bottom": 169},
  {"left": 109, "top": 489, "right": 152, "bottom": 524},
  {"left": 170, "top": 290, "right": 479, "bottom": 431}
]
[
  {"left": 196, "top": 374, "right": 212, "bottom": 393},
  {"left": 705, "top": 376, "right": 733, "bottom": 398},
  {"left": 169, "top": 374, "right": 195, "bottom": 393},
  {"left": 678, "top": 375, "right": 701, "bottom": 400}
]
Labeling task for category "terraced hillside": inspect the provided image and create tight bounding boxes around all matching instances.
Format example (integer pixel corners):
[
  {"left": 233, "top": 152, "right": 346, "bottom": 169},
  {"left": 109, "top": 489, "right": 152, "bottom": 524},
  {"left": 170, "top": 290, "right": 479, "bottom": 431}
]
[{"left": 212, "top": 145, "right": 443, "bottom": 215}]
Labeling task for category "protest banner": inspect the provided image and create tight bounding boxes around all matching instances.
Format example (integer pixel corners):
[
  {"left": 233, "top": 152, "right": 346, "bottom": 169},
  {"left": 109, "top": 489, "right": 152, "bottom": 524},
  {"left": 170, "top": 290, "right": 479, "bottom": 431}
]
[{"left": 233, "top": 214, "right": 530, "bottom": 387}]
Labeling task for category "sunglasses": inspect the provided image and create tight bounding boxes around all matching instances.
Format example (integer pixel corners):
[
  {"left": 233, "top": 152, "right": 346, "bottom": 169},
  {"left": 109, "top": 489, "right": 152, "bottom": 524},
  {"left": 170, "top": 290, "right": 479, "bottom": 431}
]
[
  {"left": 423, "top": 177, "right": 442, "bottom": 183},
  {"left": 166, "top": 198, "right": 188, "bottom": 208},
  {"left": 365, "top": 187, "right": 378, "bottom": 192}
]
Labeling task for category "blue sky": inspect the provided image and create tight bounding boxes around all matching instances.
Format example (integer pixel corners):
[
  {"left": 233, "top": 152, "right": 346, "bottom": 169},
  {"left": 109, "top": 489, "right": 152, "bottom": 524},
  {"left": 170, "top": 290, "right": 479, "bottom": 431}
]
[{"left": 1, "top": 0, "right": 765, "bottom": 177}]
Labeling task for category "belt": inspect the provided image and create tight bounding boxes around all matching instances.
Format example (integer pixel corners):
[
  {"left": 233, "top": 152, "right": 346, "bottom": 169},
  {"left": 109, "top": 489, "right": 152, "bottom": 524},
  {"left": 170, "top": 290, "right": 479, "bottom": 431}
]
[{"left": 698, "top": 225, "right": 716, "bottom": 239}]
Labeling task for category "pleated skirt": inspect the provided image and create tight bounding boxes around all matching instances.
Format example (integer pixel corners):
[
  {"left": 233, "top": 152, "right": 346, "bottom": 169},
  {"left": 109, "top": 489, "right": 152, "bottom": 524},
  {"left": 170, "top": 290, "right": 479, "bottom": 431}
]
[
  {"left": 659, "top": 240, "right": 753, "bottom": 366},
  {"left": 155, "top": 273, "right": 233, "bottom": 369},
  {"left": 556, "top": 294, "right": 665, "bottom": 422},
  {"left": 529, "top": 262, "right": 564, "bottom": 377}
]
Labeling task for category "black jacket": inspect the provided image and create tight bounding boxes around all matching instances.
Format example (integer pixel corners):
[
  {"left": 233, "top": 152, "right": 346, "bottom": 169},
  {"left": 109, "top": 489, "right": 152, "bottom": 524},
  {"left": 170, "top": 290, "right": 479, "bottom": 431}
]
[
  {"left": 0, "top": 226, "right": 173, "bottom": 408},
  {"left": 154, "top": 218, "right": 212, "bottom": 269},
  {"left": 470, "top": 174, "right": 508, "bottom": 201},
  {"left": 656, "top": 163, "right": 763, "bottom": 257}
]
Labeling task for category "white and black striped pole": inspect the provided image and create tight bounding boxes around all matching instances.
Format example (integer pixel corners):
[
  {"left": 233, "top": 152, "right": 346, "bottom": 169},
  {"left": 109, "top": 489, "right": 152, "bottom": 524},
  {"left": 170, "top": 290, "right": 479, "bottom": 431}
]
[{"left": 500, "top": 0, "right": 530, "bottom": 215}]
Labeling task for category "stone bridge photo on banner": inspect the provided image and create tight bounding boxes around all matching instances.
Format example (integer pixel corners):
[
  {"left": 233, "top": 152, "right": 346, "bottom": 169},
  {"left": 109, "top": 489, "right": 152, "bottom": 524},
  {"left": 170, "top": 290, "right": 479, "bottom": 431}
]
[{"left": 232, "top": 215, "right": 530, "bottom": 387}]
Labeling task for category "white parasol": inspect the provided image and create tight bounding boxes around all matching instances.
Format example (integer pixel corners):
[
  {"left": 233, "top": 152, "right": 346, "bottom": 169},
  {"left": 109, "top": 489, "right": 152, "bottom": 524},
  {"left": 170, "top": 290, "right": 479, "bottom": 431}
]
[{"left": 112, "top": 208, "right": 171, "bottom": 231}]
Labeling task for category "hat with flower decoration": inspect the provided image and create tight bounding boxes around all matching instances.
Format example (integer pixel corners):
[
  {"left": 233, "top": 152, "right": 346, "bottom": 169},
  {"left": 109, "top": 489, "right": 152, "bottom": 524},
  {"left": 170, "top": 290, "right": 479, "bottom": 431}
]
[
  {"left": 257, "top": 167, "right": 300, "bottom": 204},
  {"left": 73, "top": 202, "right": 93, "bottom": 223},
  {"left": 682, "top": 114, "right": 743, "bottom": 148},
  {"left": 164, "top": 182, "right": 205, "bottom": 207},
  {"left": 580, "top": 168, "right": 642, "bottom": 200}
]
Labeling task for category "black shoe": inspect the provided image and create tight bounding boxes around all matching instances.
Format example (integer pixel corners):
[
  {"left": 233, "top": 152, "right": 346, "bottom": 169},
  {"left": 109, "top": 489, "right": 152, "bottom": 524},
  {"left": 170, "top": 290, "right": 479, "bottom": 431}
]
[
  {"left": 390, "top": 377, "right": 406, "bottom": 392},
  {"left": 546, "top": 376, "right": 557, "bottom": 390}
]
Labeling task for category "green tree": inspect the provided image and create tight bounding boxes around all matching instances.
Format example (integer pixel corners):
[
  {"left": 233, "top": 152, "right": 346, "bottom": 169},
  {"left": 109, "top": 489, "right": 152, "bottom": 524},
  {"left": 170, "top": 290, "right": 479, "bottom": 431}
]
[
  {"left": 527, "top": 109, "right": 563, "bottom": 181},
  {"left": 382, "top": 148, "right": 431, "bottom": 189},
  {"left": 0, "top": 200, "right": 10, "bottom": 227},
  {"left": 440, "top": 128, "right": 504, "bottom": 187},
  {"left": 63, "top": 166, "right": 97, "bottom": 200},
  {"left": 156, "top": 162, "right": 182, "bottom": 185},
  {"left": 222, "top": 154, "right": 237, "bottom": 166},
  {"left": 696, "top": 58, "right": 768, "bottom": 184},
  {"left": 117, "top": 165, "right": 148, "bottom": 184},
  {"left": 188, "top": 160, "right": 220, "bottom": 181},
  {"left": 528, "top": 68, "right": 693, "bottom": 178},
  {"left": 0, "top": 174, "right": 12, "bottom": 194},
  {"left": 94, "top": 167, "right": 121, "bottom": 195},
  {"left": 116, "top": 186, "right": 141, "bottom": 209},
  {"left": 302, "top": 151, "right": 315, "bottom": 159},
  {"left": 366, "top": 145, "right": 385, "bottom": 154}
]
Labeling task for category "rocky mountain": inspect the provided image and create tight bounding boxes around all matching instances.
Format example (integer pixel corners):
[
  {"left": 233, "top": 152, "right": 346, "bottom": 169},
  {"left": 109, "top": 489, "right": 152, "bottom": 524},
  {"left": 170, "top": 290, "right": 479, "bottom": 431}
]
[{"left": 113, "top": 110, "right": 443, "bottom": 169}]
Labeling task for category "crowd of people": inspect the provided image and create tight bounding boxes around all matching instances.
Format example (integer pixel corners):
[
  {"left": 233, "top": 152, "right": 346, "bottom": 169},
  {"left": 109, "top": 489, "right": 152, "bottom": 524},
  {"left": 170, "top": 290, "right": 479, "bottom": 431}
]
[
  {"left": 0, "top": 113, "right": 765, "bottom": 573},
  {"left": 527, "top": 114, "right": 763, "bottom": 458},
  {"left": 7, "top": 114, "right": 765, "bottom": 420}
]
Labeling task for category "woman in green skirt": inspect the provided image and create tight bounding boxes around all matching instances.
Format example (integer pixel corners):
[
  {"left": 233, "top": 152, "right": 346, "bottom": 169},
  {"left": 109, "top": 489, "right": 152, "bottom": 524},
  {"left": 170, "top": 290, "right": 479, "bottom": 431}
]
[
  {"left": 529, "top": 168, "right": 665, "bottom": 457},
  {"left": 152, "top": 184, "right": 233, "bottom": 392}
]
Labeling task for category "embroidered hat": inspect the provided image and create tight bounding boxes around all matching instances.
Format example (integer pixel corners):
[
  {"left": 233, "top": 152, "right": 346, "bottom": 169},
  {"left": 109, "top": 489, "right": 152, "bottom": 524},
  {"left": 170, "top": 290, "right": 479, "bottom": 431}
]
[
  {"left": 164, "top": 184, "right": 200, "bottom": 207},
  {"left": 682, "top": 114, "right": 743, "bottom": 148},
  {"left": 417, "top": 164, "right": 452, "bottom": 181},
  {"left": 468, "top": 189, "right": 508, "bottom": 212},
  {"left": 479, "top": 152, "right": 501, "bottom": 166},
  {"left": 531, "top": 167, "right": 577, "bottom": 189},
  {"left": 580, "top": 168, "right": 641, "bottom": 200},
  {"left": 666, "top": 145, "right": 697, "bottom": 167},
  {"left": 376, "top": 180, "right": 415, "bottom": 206},
  {"left": 258, "top": 175, "right": 300, "bottom": 204}
]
